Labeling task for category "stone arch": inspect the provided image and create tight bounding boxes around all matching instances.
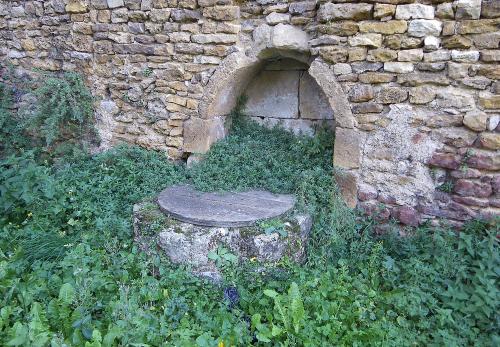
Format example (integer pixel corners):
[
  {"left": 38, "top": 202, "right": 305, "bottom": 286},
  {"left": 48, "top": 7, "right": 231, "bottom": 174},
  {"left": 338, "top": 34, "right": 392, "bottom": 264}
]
[{"left": 185, "top": 25, "right": 361, "bottom": 207}]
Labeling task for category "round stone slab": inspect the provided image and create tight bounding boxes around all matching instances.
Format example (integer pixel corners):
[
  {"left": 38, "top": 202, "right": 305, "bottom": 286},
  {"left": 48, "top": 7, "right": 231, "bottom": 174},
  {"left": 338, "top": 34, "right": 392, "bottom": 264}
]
[{"left": 157, "top": 185, "right": 296, "bottom": 227}]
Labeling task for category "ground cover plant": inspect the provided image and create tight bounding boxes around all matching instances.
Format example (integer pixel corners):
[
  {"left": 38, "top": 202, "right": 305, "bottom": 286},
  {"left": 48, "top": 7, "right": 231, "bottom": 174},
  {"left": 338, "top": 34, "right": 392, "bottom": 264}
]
[{"left": 0, "top": 75, "right": 499, "bottom": 346}]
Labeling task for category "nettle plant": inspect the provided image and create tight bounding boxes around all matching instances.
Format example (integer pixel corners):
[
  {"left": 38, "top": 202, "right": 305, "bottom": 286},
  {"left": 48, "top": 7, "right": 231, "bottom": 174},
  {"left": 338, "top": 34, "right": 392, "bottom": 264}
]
[{"left": 27, "top": 72, "right": 95, "bottom": 148}]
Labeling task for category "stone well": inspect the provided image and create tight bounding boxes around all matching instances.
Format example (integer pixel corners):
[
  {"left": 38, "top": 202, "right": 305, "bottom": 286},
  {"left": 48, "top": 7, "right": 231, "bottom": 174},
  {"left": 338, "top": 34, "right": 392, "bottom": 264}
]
[{"left": 133, "top": 185, "right": 312, "bottom": 278}]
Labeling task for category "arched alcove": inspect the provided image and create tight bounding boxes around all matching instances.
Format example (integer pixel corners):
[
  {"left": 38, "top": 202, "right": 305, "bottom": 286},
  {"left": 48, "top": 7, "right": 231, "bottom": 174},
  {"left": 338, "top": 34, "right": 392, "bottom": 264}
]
[{"left": 185, "top": 25, "right": 361, "bottom": 208}]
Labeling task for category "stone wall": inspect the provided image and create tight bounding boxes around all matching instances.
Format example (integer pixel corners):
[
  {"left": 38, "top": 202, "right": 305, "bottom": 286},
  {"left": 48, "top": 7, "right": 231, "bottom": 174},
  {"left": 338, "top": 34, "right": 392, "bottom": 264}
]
[{"left": 0, "top": 0, "right": 499, "bottom": 226}]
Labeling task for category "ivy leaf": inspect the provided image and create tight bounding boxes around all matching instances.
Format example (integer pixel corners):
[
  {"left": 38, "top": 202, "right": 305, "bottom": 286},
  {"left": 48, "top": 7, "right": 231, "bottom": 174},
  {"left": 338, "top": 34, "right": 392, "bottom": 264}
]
[
  {"left": 58, "top": 283, "right": 75, "bottom": 305},
  {"left": 6, "top": 322, "right": 28, "bottom": 346}
]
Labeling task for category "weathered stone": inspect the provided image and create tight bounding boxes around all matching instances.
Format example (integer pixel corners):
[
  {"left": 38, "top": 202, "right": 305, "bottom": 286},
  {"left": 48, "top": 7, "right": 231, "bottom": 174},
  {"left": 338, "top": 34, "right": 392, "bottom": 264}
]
[
  {"left": 489, "top": 115, "right": 500, "bottom": 131},
  {"left": 479, "top": 94, "right": 500, "bottom": 109},
  {"left": 367, "top": 48, "right": 397, "bottom": 62},
  {"left": 203, "top": 6, "right": 239, "bottom": 21},
  {"left": 398, "top": 48, "right": 423, "bottom": 62},
  {"left": 352, "top": 102, "right": 383, "bottom": 114},
  {"left": 481, "top": 50, "right": 500, "bottom": 62},
  {"left": 424, "top": 50, "right": 451, "bottom": 62},
  {"left": 398, "top": 72, "right": 451, "bottom": 86},
  {"left": 466, "top": 151, "right": 500, "bottom": 170},
  {"left": 309, "top": 35, "right": 344, "bottom": 46},
  {"left": 348, "top": 47, "right": 368, "bottom": 61},
  {"left": 395, "top": 4, "right": 434, "bottom": 20},
  {"left": 424, "top": 36, "right": 440, "bottom": 51},
  {"left": 319, "top": 47, "right": 348, "bottom": 63},
  {"left": 107, "top": 0, "right": 124, "bottom": 8},
  {"left": 349, "top": 85, "right": 374, "bottom": 102},
  {"left": 442, "top": 35, "right": 473, "bottom": 49},
  {"left": 436, "top": 3, "right": 455, "bottom": 19},
  {"left": 316, "top": 22, "right": 359, "bottom": 36},
  {"left": 66, "top": 0, "right": 88, "bottom": 13},
  {"left": 377, "top": 87, "right": 408, "bottom": 104},
  {"left": 358, "top": 20, "right": 407, "bottom": 34},
  {"left": 266, "top": 12, "right": 290, "bottom": 25},
  {"left": 351, "top": 62, "right": 383, "bottom": 73},
  {"left": 191, "top": 33, "right": 237, "bottom": 44},
  {"left": 299, "top": 73, "right": 333, "bottom": 120},
  {"left": 409, "top": 86, "right": 436, "bottom": 104},
  {"left": 408, "top": 20, "right": 442, "bottom": 37},
  {"left": 457, "top": 19, "right": 500, "bottom": 34},
  {"left": 462, "top": 76, "right": 491, "bottom": 90},
  {"left": 333, "top": 63, "right": 352, "bottom": 75},
  {"left": 244, "top": 70, "right": 300, "bottom": 119},
  {"left": 428, "top": 152, "right": 462, "bottom": 169},
  {"left": 374, "top": 4, "right": 396, "bottom": 19},
  {"left": 289, "top": 1, "right": 316, "bottom": 14},
  {"left": 359, "top": 72, "right": 395, "bottom": 83},
  {"left": 150, "top": 9, "right": 171, "bottom": 22},
  {"left": 271, "top": 24, "right": 309, "bottom": 51},
  {"left": 349, "top": 33, "right": 382, "bottom": 47},
  {"left": 454, "top": 0, "right": 482, "bottom": 20},
  {"left": 479, "top": 133, "right": 500, "bottom": 150},
  {"left": 170, "top": 9, "right": 201, "bottom": 22},
  {"left": 334, "top": 128, "right": 364, "bottom": 169},
  {"left": 393, "top": 206, "right": 420, "bottom": 227},
  {"left": 454, "top": 178, "right": 492, "bottom": 198},
  {"left": 462, "top": 109, "right": 489, "bottom": 131},
  {"left": 183, "top": 117, "right": 226, "bottom": 153},
  {"left": 384, "top": 62, "right": 414, "bottom": 73},
  {"left": 482, "top": 0, "right": 500, "bottom": 18},
  {"left": 451, "top": 50, "right": 479, "bottom": 62},
  {"left": 318, "top": 3, "right": 373, "bottom": 22}
]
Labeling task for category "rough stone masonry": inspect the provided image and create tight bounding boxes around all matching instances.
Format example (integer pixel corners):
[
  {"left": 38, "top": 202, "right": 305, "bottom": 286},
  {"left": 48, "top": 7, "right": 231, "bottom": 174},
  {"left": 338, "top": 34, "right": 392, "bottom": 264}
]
[{"left": 0, "top": 0, "right": 499, "bottom": 226}]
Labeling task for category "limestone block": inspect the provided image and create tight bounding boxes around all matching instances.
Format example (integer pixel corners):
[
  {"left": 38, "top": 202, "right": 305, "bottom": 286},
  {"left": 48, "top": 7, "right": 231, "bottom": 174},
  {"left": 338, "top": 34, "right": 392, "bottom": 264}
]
[
  {"left": 352, "top": 102, "right": 383, "bottom": 114},
  {"left": 424, "top": 36, "right": 440, "bottom": 50},
  {"left": 454, "top": 0, "right": 482, "bottom": 19},
  {"left": 244, "top": 70, "right": 300, "bottom": 119},
  {"left": 395, "top": 4, "right": 435, "bottom": 20},
  {"left": 334, "top": 170, "right": 358, "bottom": 208},
  {"left": 183, "top": 117, "right": 226, "bottom": 154},
  {"left": 384, "top": 62, "right": 414, "bottom": 73},
  {"left": 482, "top": 0, "right": 500, "bottom": 18},
  {"left": 451, "top": 50, "right": 479, "bottom": 63},
  {"left": 479, "top": 93, "right": 500, "bottom": 109},
  {"left": 289, "top": 1, "right": 316, "bottom": 15},
  {"left": 480, "top": 50, "right": 500, "bottom": 62},
  {"left": 317, "top": 22, "right": 359, "bottom": 36},
  {"left": 108, "top": 0, "right": 124, "bottom": 9},
  {"left": 191, "top": 34, "right": 237, "bottom": 44},
  {"left": 203, "top": 6, "right": 240, "bottom": 21},
  {"left": 349, "top": 85, "right": 374, "bottom": 102},
  {"left": 150, "top": 9, "right": 171, "bottom": 22},
  {"left": 270, "top": 23, "right": 309, "bottom": 51},
  {"left": 299, "top": 73, "right": 334, "bottom": 120},
  {"left": 358, "top": 20, "right": 407, "bottom": 34},
  {"left": 318, "top": 3, "right": 373, "bottom": 22},
  {"left": 457, "top": 19, "right": 500, "bottom": 34},
  {"left": 374, "top": 4, "right": 395, "bottom": 19},
  {"left": 489, "top": 115, "right": 499, "bottom": 131},
  {"left": 377, "top": 87, "right": 408, "bottom": 104},
  {"left": 266, "top": 12, "right": 290, "bottom": 25},
  {"left": 398, "top": 49, "right": 424, "bottom": 62},
  {"left": 66, "top": 0, "right": 88, "bottom": 13},
  {"left": 319, "top": 47, "right": 348, "bottom": 63},
  {"left": 436, "top": 3, "right": 455, "bottom": 19},
  {"left": 348, "top": 34, "right": 382, "bottom": 47},
  {"left": 409, "top": 86, "right": 436, "bottom": 104},
  {"left": 333, "top": 63, "right": 352, "bottom": 75},
  {"left": 479, "top": 133, "right": 500, "bottom": 150},
  {"left": 408, "top": 20, "right": 442, "bottom": 37}
]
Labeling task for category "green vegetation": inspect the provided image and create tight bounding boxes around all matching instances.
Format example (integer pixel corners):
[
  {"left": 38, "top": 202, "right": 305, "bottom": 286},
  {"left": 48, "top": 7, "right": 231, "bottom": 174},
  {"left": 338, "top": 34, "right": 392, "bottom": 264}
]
[{"left": 0, "top": 73, "right": 499, "bottom": 346}]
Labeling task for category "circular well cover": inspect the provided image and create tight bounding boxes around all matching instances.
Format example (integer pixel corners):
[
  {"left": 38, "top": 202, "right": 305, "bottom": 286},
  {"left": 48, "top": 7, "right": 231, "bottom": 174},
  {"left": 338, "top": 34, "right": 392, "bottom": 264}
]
[{"left": 157, "top": 185, "right": 296, "bottom": 227}]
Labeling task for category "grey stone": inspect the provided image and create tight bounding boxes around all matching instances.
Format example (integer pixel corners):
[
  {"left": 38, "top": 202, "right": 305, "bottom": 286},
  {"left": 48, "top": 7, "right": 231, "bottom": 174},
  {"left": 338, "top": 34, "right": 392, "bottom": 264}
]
[
  {"left": 408, "top": 20, "right": 442, "bottom": 37},
  {"left": 395, "top": 4, "right": 434, "bottom": 20},
  {"left": 157, "top": 185, "right": 296, "bottom": 227},
  {"left": 244, "top": 70, "right": 300, "bottom": 119},
  {"left": 318, "top": 3, "right": 373, "bottom": 22},
  {"left": 454, "top": 0, "right": 482, "bottom": 19},
  {"left": 271, "top": 23, "right": 309, "bottom": 51},
  {"left": 299, "top": 73, "right": 334, "bottom": 120},
  {"left": 183, "top": 117, "right": 226, "bottom": 153},
  {"left": 133, "top": 201, "right": 312, "bottom": 271},
  {"left": 266, "top": 12, "right": 290, "bottom": 25},
  {"left": 107, "top": 0, "right": 124, "bottom": 8}
]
